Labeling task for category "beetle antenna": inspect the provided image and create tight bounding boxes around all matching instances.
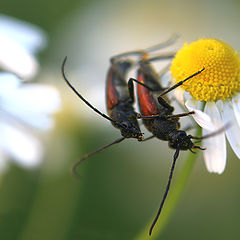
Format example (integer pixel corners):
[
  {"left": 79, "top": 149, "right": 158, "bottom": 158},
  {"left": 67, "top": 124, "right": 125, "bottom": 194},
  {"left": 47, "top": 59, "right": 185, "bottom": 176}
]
[
  {"left": 159, "top": 68, "right": 205, "bottom": 97},
  {"left": 149, "top": 148, "right": 180, "bottom": 236},
  {"left": 189, "top": 122, "right": 231, "bottom": 140},
  {"left": 72, "top": 137, "right": 125, "bottom": 178},
  {"left": 61, "top": 57, "right": 123, "bottom": 128}
]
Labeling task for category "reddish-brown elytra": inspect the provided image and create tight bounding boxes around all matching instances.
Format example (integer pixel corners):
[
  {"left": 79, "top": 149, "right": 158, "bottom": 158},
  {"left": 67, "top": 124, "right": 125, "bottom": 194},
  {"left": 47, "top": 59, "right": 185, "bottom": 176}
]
[{"left": 105, "top": 59, "right": 143, "bottom": 140}]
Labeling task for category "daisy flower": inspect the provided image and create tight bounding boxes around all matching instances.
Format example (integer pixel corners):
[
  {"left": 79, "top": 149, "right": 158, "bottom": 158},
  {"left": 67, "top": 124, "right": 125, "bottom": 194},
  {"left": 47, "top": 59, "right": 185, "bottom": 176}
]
[
  {"left": 0, "top": 14, "right": 47, "bottom": 80},
  {"left": 0, "top": 15, "right": 60, "bottom": 171},
  {"left": 171, "top": 38, "right": 240, "bottom": 174}
]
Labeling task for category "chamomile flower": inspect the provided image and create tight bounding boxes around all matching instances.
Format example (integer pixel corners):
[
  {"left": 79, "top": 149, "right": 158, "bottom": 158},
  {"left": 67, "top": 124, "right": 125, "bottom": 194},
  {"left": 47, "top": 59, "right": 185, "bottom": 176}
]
[{"left": 171, "top": 38, "right": 240, "bottom": 174}]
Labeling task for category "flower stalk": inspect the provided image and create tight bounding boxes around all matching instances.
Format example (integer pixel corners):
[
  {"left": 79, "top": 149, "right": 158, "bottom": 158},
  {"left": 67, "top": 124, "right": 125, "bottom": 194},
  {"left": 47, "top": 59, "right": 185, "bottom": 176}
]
[{"left": 134, "top": 126, "right": 201, "bottom": 240}]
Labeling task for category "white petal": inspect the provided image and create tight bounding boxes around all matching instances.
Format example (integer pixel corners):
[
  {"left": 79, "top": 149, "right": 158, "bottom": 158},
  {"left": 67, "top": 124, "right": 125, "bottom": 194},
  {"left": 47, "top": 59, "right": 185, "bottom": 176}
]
[
  {"left": 1, "top": 84, "right": 61, "bottom": 130},
  {"left": 11, "top": 84, "right": 61, "bottom": 113},
  {"left": 204, "top": 102, "right": 224, "bottom": 127},
  {"left": 185, "top": 98, "right": 215, "bottom": 130},
  {"left": 183, "top": 91, "right": 193, "bottom": 102},
  {"left": 232, "top": 93, "right": 240, "bottom": 127},
  {"left": 159, "top": 67, "right": 171, "bottom": 88},
  {"left": 0, "top": 14, "right": 47, "bottom": 54},
  {"left": 0, "top": 34, "right": 38, "bottom": 79},
  {"left": 0, "top": 72, "right": 20, "bottom": 94},
  {"left": 219, "top": 100, "right": 240, "bottom": 159},
  {"left": 202, "top": 128, "right": 226, "bottom": 174},
  {"left": 174, "top": 87, "right": 185, "bottom": 105},
  {"left": 0, "top": 120, "right": 43, "bottom": 168},
  {"left": 202, "top": 102, "right": 226, "bottom": 174}
]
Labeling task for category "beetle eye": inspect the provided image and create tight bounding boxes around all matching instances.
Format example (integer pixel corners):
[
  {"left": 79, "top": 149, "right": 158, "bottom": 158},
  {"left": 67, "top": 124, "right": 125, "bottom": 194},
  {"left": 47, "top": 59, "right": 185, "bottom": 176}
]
[
  {"left": 179, "top": 131, "right": 187, "bottom": 138},
  {"left": 121, "top": 121, "right": 130, "bottom": 128}
]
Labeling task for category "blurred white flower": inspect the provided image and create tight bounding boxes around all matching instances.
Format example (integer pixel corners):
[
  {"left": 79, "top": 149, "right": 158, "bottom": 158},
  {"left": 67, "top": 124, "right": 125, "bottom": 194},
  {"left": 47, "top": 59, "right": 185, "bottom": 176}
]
[
  {"left": 0, "top": 14, "right": 47, "bottom": 80},
  {"left": 0, "top": 72, "right": 61, "bottom": 170},
  {"left": 0, "top": 15, "right": 61, "bottom": 171}
]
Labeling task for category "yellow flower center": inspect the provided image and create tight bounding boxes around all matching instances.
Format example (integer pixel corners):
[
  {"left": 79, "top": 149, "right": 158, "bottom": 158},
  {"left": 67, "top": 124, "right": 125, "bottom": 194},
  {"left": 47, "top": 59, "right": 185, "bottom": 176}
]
[{"left": 170, "top": 39, "right": 240, "bottom": 101}]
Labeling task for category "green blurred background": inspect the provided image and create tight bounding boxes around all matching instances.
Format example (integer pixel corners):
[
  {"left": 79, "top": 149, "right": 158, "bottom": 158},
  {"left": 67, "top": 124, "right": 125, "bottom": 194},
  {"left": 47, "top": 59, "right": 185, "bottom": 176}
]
[{"left": 1, "top": 0, "right": 240, "bottom": 239}]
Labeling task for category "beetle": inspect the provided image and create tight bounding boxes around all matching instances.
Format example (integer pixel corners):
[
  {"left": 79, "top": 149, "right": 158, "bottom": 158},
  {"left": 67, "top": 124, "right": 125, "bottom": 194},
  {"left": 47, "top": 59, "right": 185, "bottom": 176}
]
[
  {"left": 132, "top": 59, "right": 229, "bottom": 235},
  {"left": 132, "top": 59, "right": 205, "bottom": 235},
  {"left": 62, "top": 57, "right": 143, "bottom": 176},
  {"left": 61, "top": 36, "right": 178, "bottom": 176}
]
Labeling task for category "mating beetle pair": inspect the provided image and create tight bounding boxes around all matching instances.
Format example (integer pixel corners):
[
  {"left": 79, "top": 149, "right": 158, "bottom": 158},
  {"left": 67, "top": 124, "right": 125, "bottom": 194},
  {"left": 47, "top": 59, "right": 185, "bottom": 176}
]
[{"left": 61, "top": 37, "right": 217, "bottom": 235}]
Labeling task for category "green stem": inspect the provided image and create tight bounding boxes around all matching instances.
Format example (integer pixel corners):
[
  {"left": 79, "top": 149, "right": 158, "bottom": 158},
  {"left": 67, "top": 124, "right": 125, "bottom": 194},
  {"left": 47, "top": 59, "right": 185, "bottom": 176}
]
[{"left": 134, "top": 127, "right": 201, "bottom": 240}]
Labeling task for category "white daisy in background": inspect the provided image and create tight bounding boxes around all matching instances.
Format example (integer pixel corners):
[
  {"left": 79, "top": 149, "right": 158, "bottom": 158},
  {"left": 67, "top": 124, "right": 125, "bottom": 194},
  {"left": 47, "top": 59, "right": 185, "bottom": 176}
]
[
  {"left": 0, "top": 14, "right": 47, "bottom": 80},
  {"left": 0, "top": 15, "right": 61, "bottom": 171},
  {"left": 170, "top": 39, "right": 240, "bottom": 174}
]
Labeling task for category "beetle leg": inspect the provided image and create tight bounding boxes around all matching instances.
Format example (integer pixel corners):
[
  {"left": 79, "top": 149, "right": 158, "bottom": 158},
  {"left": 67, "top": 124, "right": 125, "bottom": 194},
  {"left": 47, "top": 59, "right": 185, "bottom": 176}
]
[
  {"left": 110, "top": 34, "right": 179, "bottom": 63},
  {"left": 165, "top": 111, "right": 195, "bottom": 119},
  {"left": 142, "top": 135, "right": 155, "bottom": 142},
  {"left": 127, "top": 78, "right": 135, "bottom": 103},
  {"left": 137, "top": 111, "right": 194, "bottom": 120},
  {"left": 157, "top": 96, "right": 174, "bottom": 111},
  {"left": 129, "top": 77, "right": 154, "bottom": 91}
]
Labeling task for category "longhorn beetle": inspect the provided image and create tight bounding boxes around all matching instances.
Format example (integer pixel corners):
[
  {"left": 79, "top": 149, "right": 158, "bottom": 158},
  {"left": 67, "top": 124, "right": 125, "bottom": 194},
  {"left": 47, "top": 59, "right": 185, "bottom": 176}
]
[
  {"left": 132, "top": 59, "right": 228, "bottom": 235},
  {"left": 61, "top": 35, "right": 178, "bottom": 177}
]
